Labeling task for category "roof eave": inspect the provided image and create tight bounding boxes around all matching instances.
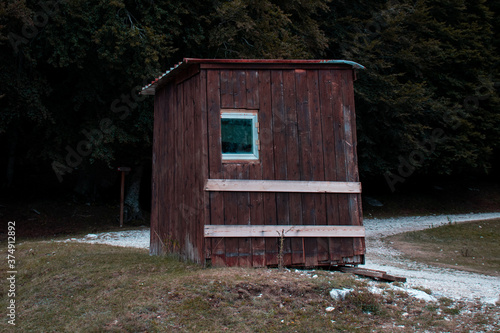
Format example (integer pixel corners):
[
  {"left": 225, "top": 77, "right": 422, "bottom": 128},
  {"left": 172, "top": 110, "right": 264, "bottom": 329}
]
[{"left": 140, "top": 58, "right": 365, "bottom": 95}]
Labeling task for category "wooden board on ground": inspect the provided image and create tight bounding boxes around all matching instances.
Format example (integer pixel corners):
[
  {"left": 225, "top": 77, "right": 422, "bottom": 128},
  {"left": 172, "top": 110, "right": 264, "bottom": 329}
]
[{"left": 340, "top": 267, "right": 407, "bottom": 283}]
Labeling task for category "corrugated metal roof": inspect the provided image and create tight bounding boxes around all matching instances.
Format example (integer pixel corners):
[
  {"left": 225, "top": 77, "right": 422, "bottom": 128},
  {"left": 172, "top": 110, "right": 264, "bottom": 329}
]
[{"left": 141, "top": 58, "right": 365, "bottom": 95}]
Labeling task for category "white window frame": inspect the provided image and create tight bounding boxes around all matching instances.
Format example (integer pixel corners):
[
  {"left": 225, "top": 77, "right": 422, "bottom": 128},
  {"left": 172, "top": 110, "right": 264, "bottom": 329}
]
[{"left": 221, "top": 110, "right": 259, "bottom": 161}]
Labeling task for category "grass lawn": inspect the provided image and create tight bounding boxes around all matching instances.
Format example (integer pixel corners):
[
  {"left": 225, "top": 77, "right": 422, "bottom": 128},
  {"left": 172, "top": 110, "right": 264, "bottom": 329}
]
[
  {"left": 1, "top": 241, "right": 499, "bottom": 332},
  {"left": 1, "top": 180, "right": 499, "bottom": 332},
  {"left": 385, "top": 219, "right": 500, "bottom": 276}
]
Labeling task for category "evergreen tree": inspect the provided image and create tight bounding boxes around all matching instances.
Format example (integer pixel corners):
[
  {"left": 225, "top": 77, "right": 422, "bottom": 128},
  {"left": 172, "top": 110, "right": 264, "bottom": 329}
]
[
  {"left": 0, "top": 0, "right": 329, "bottom": 204},
  {"left": 321, "top": 0, "right": 500, "bottom": 187}
]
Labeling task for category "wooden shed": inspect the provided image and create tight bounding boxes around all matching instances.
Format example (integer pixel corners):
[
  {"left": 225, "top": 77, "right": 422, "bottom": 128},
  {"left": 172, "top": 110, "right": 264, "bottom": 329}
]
[{"left": 141, "top": 58, "right": 366, "bottom": 268}]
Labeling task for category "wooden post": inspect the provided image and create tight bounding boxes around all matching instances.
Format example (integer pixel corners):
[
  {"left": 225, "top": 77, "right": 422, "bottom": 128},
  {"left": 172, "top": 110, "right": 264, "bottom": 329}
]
[{"left": 117, "top": 167, "right": 131, "bottom": 227}]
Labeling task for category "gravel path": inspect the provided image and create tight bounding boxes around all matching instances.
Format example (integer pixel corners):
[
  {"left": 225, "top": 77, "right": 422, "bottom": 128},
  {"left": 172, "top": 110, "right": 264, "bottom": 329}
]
[
  {"left": 361, "top": 212, "right": 500, "bottom": 304},
  {"left": 62, "top": 227, "right": 150, "bottom": 249},
  {"left": 64, "top": 212, "right": 500, "bottom": 304}
]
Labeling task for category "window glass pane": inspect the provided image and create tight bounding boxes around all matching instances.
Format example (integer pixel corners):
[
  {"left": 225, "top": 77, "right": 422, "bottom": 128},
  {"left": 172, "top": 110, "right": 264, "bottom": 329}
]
[{"left": 221, "top": 118, "right": 253, "bottom": 154}]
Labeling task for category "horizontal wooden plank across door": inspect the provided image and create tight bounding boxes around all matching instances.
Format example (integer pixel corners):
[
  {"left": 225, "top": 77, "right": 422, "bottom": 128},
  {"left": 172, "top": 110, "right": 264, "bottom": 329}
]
[
  {"left": 204, "top": 225, "right": 365, "bottom": 238},
  {"left": 205, "top": 179, "right": 361, "bottom": 193}
]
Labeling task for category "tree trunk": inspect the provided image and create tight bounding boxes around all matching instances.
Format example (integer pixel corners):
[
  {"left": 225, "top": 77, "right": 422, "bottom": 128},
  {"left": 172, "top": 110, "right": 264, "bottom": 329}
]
[{"left": 124, "top": 163, "right": 144, "bottom": 222}]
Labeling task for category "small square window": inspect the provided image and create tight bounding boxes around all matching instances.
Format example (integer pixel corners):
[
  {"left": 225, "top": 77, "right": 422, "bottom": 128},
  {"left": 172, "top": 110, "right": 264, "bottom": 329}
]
[{"left": 221, "top": 111, "right": 259, "bottom": 161}]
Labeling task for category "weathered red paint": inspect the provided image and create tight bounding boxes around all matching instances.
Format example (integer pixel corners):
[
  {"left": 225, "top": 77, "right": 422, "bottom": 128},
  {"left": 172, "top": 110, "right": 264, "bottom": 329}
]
[{"left": 146, "top": 59, "right": 365, "bottom": 268}]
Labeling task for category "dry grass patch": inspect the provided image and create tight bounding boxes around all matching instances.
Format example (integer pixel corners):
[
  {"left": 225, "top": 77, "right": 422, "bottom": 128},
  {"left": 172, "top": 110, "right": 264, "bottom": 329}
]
[
  {"left": 1, "top": 241, "right": 499, "bottom": 332},
  {"left": 386, "top": 219, "right": 500, "bottom": 276}
]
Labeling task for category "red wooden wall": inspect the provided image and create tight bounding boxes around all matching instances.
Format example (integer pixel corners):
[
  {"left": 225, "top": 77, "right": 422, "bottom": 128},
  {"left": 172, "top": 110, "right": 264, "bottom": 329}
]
[
  {"left": 150, "top": 62, "right": 365, "bottom": 267},
  {"left": 150, "top": 70, "right": 209, "bottom": 263}
]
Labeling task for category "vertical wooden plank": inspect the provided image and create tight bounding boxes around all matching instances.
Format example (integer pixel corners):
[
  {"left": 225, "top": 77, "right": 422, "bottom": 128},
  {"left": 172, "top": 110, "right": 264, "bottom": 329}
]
[
  {"left": 246, "top": 70, "right": 260, "bottom": 109},
  {"left": 188, "top": 78, "right": 196, "bottom": 260},
  {"left": 181, "top": 80, "right": 189, "bottom": 260},
  {"left": 248, "top": 70, "right": 265, "bottom": 267},
  {"left": 295, "top": 71, "right": 313, "bottom": 181},
  {"left": 308, "top": 70, "right": 329, "bottom": 262},
  {"left": 271, "top": 70, "right": 291, "bottom": 266},
  {"left": 184, "top": 80, "right": 192, "bottom": 260},
  {"left": 318, "top": 69, "right": 341, "bottom": 262},
  {"left": 249, "top": 161, "right": 265, "bottom": 267},
  {"left": 199, "top": 70, "right": 211, "bottom": 264},
  {"left": 220, "top": 70, "right": 233, "bottom": 108},
  {"left": 283, "top": 69, "right": 303, "bottom": 265},
  {"left": 223, "top": 164, "right": 239, "bottom": 267},
  {"left": 210, "top": 191, "right": 226, "bottom": 267},
  {"left": 188, "top": 75, "right": 204, "bottom": 263},
  {"left": 190, "top": 75, "right": 199, "bottom": 262},
  {"left": 189, "top": 76, "right": 201, "bottom": 262},
  {"left": 173, "top": 79, "right": 184, "bottom": 256},
  {"left": 207, "top": 69, "right": 226, "bottom": 266},
  {"left": 332, "top": 69, "right": 353, "bottom": 261},
  {"left": 154, "top": 88, "right": 164, "bottom": 255},
  {"left": 341, "top": 70, "right": 365, "bottom": 258},
  {"left": 341, "top": 70, "right": 360, "bottom": 217},
  {"left": 296, "top": 69, "right": 318, "bottom": 267},
  {"left": 158, "top": 87, "right": 168, "bottom": 255},
  {"left": 150, "top": 90, "right": 161, "bottom": 254},
  {"left": 259, "top": 70, "right": 278, "bottom": 267},
  {"left": 165, "top": 83, "right": 176, "bottom": 256},
  {"left": 236, "top": 166, "right": 252, "bottom": 267},
  {"left": 207, "top": 70, "right": 223, "bottom": 179},
  {"left": 182, "top": 79, "right": 190, "bottom": 259},
  {"left": 234, "top": 70, "right": 247, "bottom": 108},
  {"left": 182, "top": 79, "right": 192, "bottom": 260},
  {"left": 157, "top": 89, "right": 165, "bottom": 254}
]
